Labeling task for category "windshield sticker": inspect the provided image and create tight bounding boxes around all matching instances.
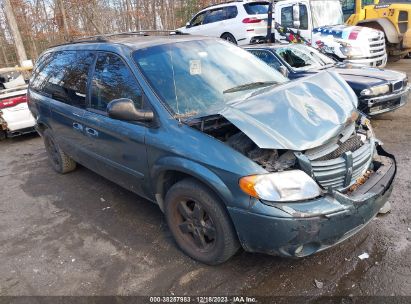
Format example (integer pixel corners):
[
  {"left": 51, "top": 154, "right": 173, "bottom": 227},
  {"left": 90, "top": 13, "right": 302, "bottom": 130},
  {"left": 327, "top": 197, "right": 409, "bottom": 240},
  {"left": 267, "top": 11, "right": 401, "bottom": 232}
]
[{"left": 190, "top": 60, "right": 201, "bottom": 75}]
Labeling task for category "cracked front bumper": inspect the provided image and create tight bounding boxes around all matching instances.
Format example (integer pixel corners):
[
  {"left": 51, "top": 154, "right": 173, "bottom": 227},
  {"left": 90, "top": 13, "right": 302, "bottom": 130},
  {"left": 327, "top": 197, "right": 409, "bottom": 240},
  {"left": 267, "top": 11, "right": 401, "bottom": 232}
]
[
  {"left": 361, "top": 86, "right": 410, "bottom": 116},
  {"left": 228, "top": 146, "right": 396, "bottom": 257}
]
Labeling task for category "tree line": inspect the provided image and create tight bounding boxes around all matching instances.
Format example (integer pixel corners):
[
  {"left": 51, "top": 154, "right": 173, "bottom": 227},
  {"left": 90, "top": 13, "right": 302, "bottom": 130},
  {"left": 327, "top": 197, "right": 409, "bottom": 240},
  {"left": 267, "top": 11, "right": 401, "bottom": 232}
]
[{"left": 0, "top": 0, "right": 224, "bottom": 68}]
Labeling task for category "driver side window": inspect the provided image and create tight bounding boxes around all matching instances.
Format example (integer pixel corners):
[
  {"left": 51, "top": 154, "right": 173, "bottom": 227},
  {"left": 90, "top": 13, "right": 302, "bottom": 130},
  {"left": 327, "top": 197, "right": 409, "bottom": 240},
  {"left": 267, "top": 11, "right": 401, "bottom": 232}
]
[
  {"left": 281, "top": 7, "right": 294, "bottom": 28},
  {"left": 90, "top": 53, "right": 143, "bottom": 112},
  {"left": 190, "top": 11, "right": 207, "bottom": 27}
]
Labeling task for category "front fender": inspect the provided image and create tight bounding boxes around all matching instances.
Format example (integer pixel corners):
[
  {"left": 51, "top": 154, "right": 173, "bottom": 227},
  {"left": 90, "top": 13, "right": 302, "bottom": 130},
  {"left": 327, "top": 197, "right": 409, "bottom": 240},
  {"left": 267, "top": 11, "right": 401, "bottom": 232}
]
[
  {"left": 151, "top": 156, "right": 234, "bottom": 211},
  {"left": 358, "top": 19, "right": 399, "bottom": 44}
]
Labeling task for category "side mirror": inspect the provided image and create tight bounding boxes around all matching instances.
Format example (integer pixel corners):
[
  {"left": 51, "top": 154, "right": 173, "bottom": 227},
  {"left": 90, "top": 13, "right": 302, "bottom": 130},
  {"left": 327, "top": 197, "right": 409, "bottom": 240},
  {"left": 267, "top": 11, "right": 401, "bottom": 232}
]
[
  {"left": 277, "top": 66, "right": 289, "bottom": 78},
  {"left": 186, "top": 22, "right": 190, "bottom": 28},
  {"left": 107, "top": 98, "right": 154, "bottom": 122},
  {"left": 292, "top": 4, "right": 300, "bottom": 28}
]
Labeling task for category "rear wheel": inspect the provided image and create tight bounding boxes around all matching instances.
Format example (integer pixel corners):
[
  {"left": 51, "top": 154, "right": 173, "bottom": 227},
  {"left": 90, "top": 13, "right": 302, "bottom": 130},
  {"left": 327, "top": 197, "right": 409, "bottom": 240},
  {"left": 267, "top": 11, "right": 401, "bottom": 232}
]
[
  {"left": 165, "top": 178, "right": 240, "bottom": 265},
  {"left": 221, "top": 33, "right": 237, "bottom": 45},
  {"left": 43, "top": 129, "right": 76, "bottom": 174}
]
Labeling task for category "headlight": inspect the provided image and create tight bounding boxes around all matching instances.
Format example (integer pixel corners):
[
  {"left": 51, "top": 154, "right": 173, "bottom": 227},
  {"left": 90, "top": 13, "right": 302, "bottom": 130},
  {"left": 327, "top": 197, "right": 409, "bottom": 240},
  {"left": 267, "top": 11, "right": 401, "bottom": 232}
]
[
  {"left": 339, "top": 42, "right": 363, "bottom": 58},
  {"left": 361, "top": 84, "right": 390, "bottom": 96},
  {"left": 239, "top": 170, "right": 322, "bottom": 202}
]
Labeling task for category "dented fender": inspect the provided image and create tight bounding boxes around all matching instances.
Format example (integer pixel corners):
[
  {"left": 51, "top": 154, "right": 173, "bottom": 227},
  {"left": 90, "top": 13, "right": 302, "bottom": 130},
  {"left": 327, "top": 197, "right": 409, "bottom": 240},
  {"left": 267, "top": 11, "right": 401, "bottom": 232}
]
[
  {"left": 151, "top": 156, "right": 235, "bottom": 210},
  {"left": 227, "top": 147, "right": 396, "bottom": 257}
]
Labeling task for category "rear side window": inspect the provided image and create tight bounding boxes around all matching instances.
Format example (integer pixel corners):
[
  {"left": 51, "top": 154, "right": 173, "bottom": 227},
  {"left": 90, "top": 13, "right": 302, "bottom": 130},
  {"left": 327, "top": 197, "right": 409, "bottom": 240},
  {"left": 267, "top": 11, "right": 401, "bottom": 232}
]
[
  {"left": 204, "top": 8, "right": 225, "bottom": 24},
  {"left": 243, "top": 2, "right": 269, "bottom": 15},
  {"left": 90, "top": 53, "right": 142, "bottom": 112},
  {"left": 31, "top": 50, "right": 94, "bottom": 108}
]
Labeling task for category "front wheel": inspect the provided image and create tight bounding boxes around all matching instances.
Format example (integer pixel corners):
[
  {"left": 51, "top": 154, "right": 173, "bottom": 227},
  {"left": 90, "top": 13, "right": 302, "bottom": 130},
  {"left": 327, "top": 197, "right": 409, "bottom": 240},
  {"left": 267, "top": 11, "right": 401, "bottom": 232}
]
[
  {"left": 165, "top": 178, "right": 240, "bottom": 265},
  {"left": 221, "top": 33, "right": 237, "bottom": 45}
]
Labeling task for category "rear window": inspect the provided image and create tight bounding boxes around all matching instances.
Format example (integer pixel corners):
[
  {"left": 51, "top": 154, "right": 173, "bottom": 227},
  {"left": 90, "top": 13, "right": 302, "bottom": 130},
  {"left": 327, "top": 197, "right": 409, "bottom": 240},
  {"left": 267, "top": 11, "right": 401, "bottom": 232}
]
[{"left": 243, "top": 2, "right": 269, "bottom": 15}]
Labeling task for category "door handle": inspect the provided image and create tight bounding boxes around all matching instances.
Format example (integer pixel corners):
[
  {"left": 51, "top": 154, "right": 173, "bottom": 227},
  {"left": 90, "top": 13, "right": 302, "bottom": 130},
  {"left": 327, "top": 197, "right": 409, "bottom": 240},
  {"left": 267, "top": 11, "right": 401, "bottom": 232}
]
[
  {"left": 85, "top": 127, "right": 98, "bottom": 137},
  {"left": 73, "top": 122, "right": 83, "bottom": 131}
]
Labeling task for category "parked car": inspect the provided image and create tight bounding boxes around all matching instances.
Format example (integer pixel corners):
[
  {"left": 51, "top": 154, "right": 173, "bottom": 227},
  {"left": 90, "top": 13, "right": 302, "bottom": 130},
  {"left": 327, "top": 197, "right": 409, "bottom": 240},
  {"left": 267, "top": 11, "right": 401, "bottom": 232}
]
[
  {"left": 177, "top": 1, "right": 273, "bottom": 45},
  {"left": 177, "top": 0, "right": 387, "bottom": 67},
  {"left": 245, "top": 43, "right": 410, "bottom": 116},
  {"left": 0, "top": 71, "right": 36, "bottom": 140},
  {"left": 28, "top": 35, "right": 396, "bottom": 264}
]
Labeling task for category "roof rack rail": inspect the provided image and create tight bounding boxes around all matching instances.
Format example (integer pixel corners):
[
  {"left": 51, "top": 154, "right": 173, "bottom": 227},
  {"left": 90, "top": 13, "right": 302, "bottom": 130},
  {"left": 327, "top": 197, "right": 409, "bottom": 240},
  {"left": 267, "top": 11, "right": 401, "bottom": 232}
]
[
  {"left": 69, "top": 30, "right": 184, "bottom": 43},
  {"left": 202, "top": 0, "right": 244, "bottom": 10}
]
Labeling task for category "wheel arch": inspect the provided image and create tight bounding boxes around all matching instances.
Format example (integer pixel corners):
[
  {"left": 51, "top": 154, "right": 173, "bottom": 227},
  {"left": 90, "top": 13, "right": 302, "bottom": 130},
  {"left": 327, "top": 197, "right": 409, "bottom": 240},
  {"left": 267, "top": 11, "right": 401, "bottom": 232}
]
[
  {"left": 220, "top": 32, "right": 237, "bottom": 43},
  {"left": 151, "top": 156, "right": 234, "bottom": 212},
  {"left": 357, "top": 19, "right": 400, "bottom": 44}
]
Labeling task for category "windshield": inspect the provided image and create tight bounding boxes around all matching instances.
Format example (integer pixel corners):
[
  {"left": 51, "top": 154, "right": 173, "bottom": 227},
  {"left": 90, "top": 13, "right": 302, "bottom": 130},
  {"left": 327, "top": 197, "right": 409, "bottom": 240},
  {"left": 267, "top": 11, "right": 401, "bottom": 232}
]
[
  {"left": 275, "top": 44, "right": 335, "bottom": 71},
  {"left": 311, "top": 0, "right": 344, "bottom": 28},
  {"left": 133, "top": 39, "right": 287, "bottom": 119}
]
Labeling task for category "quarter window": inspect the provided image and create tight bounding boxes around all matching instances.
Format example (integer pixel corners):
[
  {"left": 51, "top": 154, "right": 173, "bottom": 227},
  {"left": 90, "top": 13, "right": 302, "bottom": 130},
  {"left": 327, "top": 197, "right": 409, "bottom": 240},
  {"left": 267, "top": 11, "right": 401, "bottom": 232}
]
[
  {"left": 31, "top": 50, "right": 94, "bottom": 108},
  {"left": 223, "top": 6, "right": 238, "bottom": 19},
  {"left": 90, "top": 53, "right": 142, "bottom": 112}
]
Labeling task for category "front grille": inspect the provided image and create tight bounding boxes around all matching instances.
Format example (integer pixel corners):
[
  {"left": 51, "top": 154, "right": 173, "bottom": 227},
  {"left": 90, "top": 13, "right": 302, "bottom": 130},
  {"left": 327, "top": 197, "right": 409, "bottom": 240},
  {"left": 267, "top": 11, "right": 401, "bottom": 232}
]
[
  {"left": 317, "top": 135, "right": 363, "bottom": 161},
  {"left": 310, "top": 141, "right": 373, "bottom": 189},
  {"left": 368, "top": 33, "right": 385, "bottom": 57},
  {"left": 392, "top": 80, "right": 404, "bottom": 92},
  {"left": 297, "top": 135, "right": 374, "bottom": 190}
]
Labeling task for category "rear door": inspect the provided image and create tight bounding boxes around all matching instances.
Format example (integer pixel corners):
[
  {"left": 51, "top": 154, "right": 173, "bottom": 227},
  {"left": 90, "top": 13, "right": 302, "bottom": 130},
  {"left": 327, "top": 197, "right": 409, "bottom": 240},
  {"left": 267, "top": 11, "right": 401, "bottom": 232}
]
[
  {"left": 81, "top": 52, "right": 151, "bottom": 197},
  {"left": 202, "top": 7, "right": 227, "bottom": 37},
  {"left": 29, "top": 50, "right": 95, "bottom": 159}
]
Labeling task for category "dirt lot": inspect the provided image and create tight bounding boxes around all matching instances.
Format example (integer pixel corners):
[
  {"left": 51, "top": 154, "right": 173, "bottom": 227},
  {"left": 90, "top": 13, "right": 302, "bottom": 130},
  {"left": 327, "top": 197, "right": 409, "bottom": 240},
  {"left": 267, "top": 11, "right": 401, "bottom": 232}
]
[{"left": 0, "top": 61, "right": 410, "bottom": 299}]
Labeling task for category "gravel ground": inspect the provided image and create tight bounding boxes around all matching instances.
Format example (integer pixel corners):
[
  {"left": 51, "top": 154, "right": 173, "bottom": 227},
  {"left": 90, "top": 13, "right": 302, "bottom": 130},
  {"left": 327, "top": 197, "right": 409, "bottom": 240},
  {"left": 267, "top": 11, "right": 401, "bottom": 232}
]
[{"left": 0, "top": 61, "right": 410, "bottom": 298}]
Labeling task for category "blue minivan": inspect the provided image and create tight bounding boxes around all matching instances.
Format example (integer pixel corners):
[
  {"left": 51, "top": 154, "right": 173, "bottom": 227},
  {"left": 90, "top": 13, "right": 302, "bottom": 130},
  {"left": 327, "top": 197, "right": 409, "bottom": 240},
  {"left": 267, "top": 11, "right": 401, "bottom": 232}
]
[{"left": 28, "top": 35, "right": 396, "bottom": 264}]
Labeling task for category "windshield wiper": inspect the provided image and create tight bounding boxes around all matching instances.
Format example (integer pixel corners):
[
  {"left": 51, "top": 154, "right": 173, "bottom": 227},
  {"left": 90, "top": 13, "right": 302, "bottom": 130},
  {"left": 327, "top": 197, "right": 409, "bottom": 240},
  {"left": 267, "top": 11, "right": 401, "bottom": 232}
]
[{"left": 223, "top": 81, "right": 277, "bottom": 94}]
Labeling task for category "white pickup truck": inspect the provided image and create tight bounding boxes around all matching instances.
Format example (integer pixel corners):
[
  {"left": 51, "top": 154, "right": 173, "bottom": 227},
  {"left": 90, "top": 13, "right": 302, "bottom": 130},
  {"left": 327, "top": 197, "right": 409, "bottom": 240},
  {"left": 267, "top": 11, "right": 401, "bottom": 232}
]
[
  {"left": 0, "top": 72, "right": 36, "bottom": 140},
  {"left": 273, "top": 0, "right": 387, "bottom": 67}
]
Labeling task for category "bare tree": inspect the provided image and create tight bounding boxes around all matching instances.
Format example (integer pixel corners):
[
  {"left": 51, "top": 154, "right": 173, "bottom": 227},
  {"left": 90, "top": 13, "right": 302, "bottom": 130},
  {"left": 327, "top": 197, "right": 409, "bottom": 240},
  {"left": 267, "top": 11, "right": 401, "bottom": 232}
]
[{"left": 3, "top": 0, "right": 27, "bottom": 65}]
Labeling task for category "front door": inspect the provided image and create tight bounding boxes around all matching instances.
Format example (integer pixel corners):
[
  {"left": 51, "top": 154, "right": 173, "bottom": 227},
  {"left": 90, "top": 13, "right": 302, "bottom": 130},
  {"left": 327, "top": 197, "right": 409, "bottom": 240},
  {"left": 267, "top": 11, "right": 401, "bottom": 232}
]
[
  {"left": 275, "top": 3, "right": 312, "bottom": 44},
  {"left": 81, "top": 52, "right": 151, "bottom": 198}
]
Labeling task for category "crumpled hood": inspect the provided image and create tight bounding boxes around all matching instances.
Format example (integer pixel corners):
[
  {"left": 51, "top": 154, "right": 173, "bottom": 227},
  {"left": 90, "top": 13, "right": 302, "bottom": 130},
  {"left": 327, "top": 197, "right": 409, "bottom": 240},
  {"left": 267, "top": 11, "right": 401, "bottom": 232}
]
[{"left": 219, "top": 71, "right": 358, "bottom": 151}]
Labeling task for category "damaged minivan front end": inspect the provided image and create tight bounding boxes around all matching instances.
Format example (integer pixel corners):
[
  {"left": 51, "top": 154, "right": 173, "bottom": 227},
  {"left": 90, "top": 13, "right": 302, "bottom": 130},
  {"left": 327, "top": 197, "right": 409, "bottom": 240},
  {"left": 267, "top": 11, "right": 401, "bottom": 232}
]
[
  {"left": 187, "top": 71, "right": 395, "bottom": 257},
  {"left": 133, "top": 38, "right": 396, "bottom": 260}
]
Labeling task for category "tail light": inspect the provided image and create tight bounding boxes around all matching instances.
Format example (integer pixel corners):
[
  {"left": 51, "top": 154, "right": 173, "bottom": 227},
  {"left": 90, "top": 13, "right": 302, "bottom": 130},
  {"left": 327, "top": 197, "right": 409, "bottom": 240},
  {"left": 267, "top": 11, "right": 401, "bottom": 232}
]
[
  {"left": 0, "top": 95, "right": 27, "bottom": 109},
  {"left": 242, "top": 17, "right": 262, "bottom": 23},
  {"left": 348, "top": 30, "right": 360, "bottom": 40}
]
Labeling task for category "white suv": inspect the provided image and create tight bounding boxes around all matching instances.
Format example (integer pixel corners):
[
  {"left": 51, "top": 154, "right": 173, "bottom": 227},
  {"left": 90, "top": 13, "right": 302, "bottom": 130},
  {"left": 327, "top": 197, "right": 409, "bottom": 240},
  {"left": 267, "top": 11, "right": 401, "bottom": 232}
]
[{"left": 177, "top": 1, "right": 271, "bottom": 45}]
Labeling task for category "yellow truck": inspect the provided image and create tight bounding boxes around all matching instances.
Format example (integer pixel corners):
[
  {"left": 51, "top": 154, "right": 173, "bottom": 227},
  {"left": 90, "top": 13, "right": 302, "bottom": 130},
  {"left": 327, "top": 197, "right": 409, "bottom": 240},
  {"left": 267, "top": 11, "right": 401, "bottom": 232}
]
[{"left": 341, "top": 0, "right": 411, "bottom": 58}]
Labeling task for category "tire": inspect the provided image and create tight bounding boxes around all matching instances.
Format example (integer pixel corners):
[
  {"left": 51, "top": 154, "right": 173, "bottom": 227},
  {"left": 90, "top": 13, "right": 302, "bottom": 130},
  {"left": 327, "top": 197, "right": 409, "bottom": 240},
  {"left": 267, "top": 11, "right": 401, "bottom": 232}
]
[
  {"left": 221, "top": 33, "right": 237, "bottom": 45},
  {"left": 43, "top": 129, "right": 76, "bottom": 174},
  {"left": 165, "top": 178, "right": 240, "bottom": 265}
]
